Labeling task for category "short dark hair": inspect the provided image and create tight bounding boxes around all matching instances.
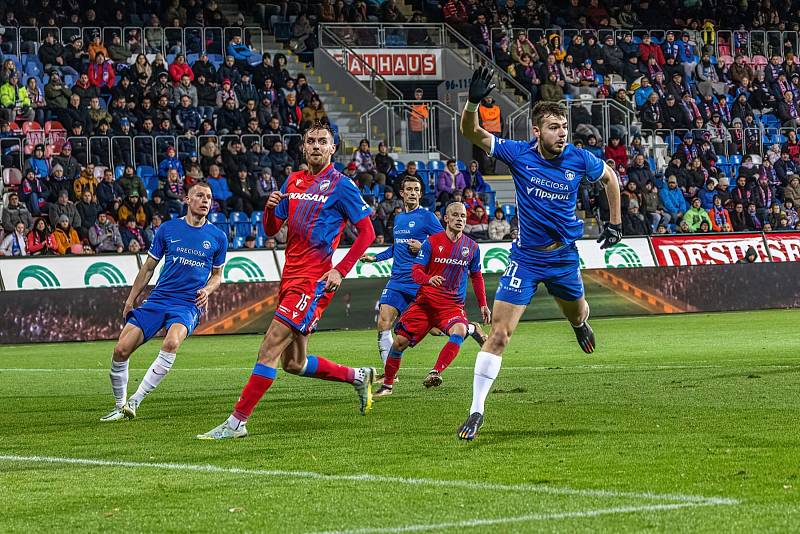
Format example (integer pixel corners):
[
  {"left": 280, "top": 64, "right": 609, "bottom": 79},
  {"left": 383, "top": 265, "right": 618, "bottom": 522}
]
[
  {"left": 303, "top": 119, "right": 335, "bottom": 142},
  {"left": 399, "top": 175, "right": 424, "bottom": 191},
  {"left": 531, "top": 101, "right": 567, "bottom": 128}
]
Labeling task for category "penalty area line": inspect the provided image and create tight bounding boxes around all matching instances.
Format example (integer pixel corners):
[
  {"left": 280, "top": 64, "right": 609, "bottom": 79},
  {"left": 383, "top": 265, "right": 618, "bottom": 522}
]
[
  {"left": 0, "top": 454, "right": 739, "bottom": 506},
  {"left": 310, "top": 501, "right": 724, "bottom": 534}
]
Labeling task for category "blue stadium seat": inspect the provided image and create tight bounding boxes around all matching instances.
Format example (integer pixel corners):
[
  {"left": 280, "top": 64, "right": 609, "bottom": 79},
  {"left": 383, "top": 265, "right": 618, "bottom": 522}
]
[
  {"left": 413, "top": 160, "right": 427, "bottom": 171},
  {"left": 208, "top": 212, "right": 229, "bottom": 235},
  {"left": 256, "top": 236, "right": 265, "bottom": 247},
  {"left": 137, "top": 165, "right": 155, "bottom": 178},
  {"left": 114, "top": 165, "right": 125, "bottom": 179},
  {"left": 144, "top": 176, "right": 160, "bottom": 198},
  {"left": 229, "top": 211, "right": 252, "bottom": 238},
  {"left": 394, "top": 160, "right": 406, "bottom": 173},
  {"left": 428, "top": 160, "right": 446, "bottom": 172},
  {"left": 456, "top": 160, "right": 467, "bottom": 171},
  {"left": 187, "top": 53, "right": 200, "bottom": 65},
  {"left": 232, "top": 236, "right": 245, "bottom": 249},
  {"left": 333, "top": 161, "right": 345, "bottom": 172},
  {"left": 501, "top": 204, "right": 516, "bottom": 220},
  {"left": 252, "top": 211, "right": 266, "bottom": 240},
  {"left": 207, "top": 54, "right": 224, "bottom": 67}
]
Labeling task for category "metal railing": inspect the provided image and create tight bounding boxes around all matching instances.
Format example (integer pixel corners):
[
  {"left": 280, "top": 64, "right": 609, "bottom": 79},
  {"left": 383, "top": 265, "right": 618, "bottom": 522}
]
[
  {"left": 317, "top": 25, "right": 403, "bottom": 102},
  {"left": 361, "top": 100, "right": 459, "bottom": 159}
]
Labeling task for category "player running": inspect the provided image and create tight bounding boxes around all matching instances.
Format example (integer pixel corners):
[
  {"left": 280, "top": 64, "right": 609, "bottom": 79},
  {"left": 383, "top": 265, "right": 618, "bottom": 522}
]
[
  {"left": 197, "top": 121, "right": 377, "bottom": 440},
  {"left": 456, "top": 68, "right": 622, "bottom": 441},
  {"left": 374, "top": 202, "right": 491, "bottom": 397},
  {"left": 360, "top": 176, "right": 486, "bottom": 367},
  {"left": 100, "top": 182, "right": 227, "bottom": 422}
]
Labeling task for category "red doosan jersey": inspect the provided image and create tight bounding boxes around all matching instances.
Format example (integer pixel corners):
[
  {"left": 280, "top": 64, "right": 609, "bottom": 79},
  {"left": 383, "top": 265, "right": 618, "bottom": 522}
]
[
  {"left": 411, "top": 231, "right": 487, "bottom": 307},
  {"left": 271, "top": 164, "right": 372, "bottom": 281}
]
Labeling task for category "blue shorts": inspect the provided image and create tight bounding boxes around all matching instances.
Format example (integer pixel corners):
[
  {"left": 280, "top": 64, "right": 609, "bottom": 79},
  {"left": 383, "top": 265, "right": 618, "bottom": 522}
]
[
  {"left": 495, "top": 244, "right": 584, "bottom": 305},
  {"left": 127, "top": 299, "right": 201, "bottom": 341},
  {"left": 379, "top": 286, "right": 416, "bottom": 315}
]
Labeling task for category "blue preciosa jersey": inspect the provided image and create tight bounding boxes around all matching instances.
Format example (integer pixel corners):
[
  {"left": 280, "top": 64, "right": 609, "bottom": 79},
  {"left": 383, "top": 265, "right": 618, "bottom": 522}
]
[
  {"left": 489, "top": 135, "right": 605, "bottom": 248},
  {"left": 147, "top": 218, "right": 228, "bottom": 306},
  {"left": 374, "top": 207, "right": 442, "bottom": 294}
]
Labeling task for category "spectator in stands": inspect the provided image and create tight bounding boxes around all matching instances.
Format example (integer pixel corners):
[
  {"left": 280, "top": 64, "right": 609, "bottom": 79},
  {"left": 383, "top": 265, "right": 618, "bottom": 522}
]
[
  {"left": 20, "top": 170, "right": 47, "bottom": 217},
  {"left": 255, "top": 169, "right": 277, "bottom": 210},
  {"left": 409, "top": 88, "right": 428, "bottom": 152},
  {"left": 2, "top": 191, "right": 33, "bottom": 233},
  {"left": 48, "top": 188, "right": 80, "bottom": 229},
  {"left": 784, "top": 175, "right": 800, "bottom": 206},
  {"left": 442, "top": 0, "right": 468, "bottom": 34},
  {"left": 168, "top": 54, "right": 193, "bottom": 86},
  {"left": 465, "top": 205, "right": 489, "bottom": 241},
  {"left": 0, "top": 72, "right": 34, "bottom": 122},
  {"left": 745, "top": 202, "right": 763, "bottom": 229},
  {"left": 661, "top": 175, "right": 687, "bottom": 224},
  {"left": 728, "top": 202, "right": 747, "bottom": 231},
  {"left": 26, "top": 217, "right": 56, "bottom": 255},
  {"left": 75, "top": 189, "right": 100, "bottom": 239},
  {"left": 493, "top": 38, "right": 513, "bottom": 74},
  {"left": 752, "top": 175, "right": 776, "bottom": 221},
  {"left": 120, "top": 216, "right": 147, "bottom": 250},
  {"left": 236, "top": 74, "right": 259, "bottom": 109},
  {"left": 301, "top": 95, "right": 327, "bottom": 131},
  {"left": 377, "top": 189, "right": 403, "bottom": 223},
  {"left": 87, "top": 32, "right": 108, "bottom": 63},
  {"left": 43, "top": 71, "right": 72, "bottom": 121},
  {"left": 357, "top": 173, "right": 382, "bottom": 207},
  {"left": 52, "top": 214, "right": 81, "bottom": 254},
  {"left": 767, "top": 203, "right": 785, "bottom": 229},
  {"left": 116, "top": 166, "right": 146, "bottom": 199},
  {"left": 374, "top": 142, "right": 395, "bottom": 183},
  {"left": 353, "top": 139, "right": 376, "bottom": 175},
  {"left": 206, "top": 164, "right": 232, "bottom": 214},
  {"left": 132, "top": 54, "right": 153, "bottom": 83},
  {"left": 462, "top": 187, "right": 482, "bottom": 215},
  {"left": 228, "top": 166, "right": 258, "bottom": 215},
  {"left": 477, "top": 95, "right": 502, "bottom": 172},
  {"left": 245, "top": 141, "right": 270, "bottom": 174},
  {"left": 398, "top": 161, "right": 424, "bottom": 196},
  {"left": 604, "top": 135, "right": 628, "bottom": 169},
  {"left": 174, "top": 94, "right": 202, "bottom": 135},
  {"left": 157, "top": 146, "right": 184, "bottom": 179},
  {"left": 706, "top": 195, "right": 731, "bottom": 232},
  {"left": 436, "top": 159, "right": 466, "bottom": 205},
  {"left": 281, "top": 92, "right": 302, "bottom": 132},
  {"left": 777, "top": 90, "right": 800, "bottom": 127},
  {"left": 268, "top": 139, "right": 290, "bottom": 178},
  {"left": 145, "top": 190, "right": 171, "bottom": 224},
  {"left": 216, "top": 97, "right": 243, "bottom": 135},
  {"left": 0, "top": 221, "right": 29, "bottom": 256},
  {"left": 227, "top": 34, "right": 252, "bottom": 72},
  {"left": 488, "top": 208, "right": 510, "bottom": 241},
  {"left": 626, "top": 155, "right": 654, "bottom": 187},
  {"left": 463, "top": 160, "right": 492, "bottom": 204},
  {"left": 24, "top": 77, "right": 46, "bottom": 125},
  {"left": 161, "top": 169, "right": 185, "bottom": 214},
  {"left": 622, "top": 198, "right": 650, "bottom": 236},
  {"left": 107, "top": 33, "right": 131, "bottom": 65},
  {"left": 87, "top": 53, "right": 115, "bottom": 96}
]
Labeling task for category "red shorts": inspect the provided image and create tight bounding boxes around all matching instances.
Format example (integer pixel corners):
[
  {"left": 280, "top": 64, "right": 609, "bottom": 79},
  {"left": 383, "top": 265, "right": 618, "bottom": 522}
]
[
  {"left": 274, "top": 278, "right": 333, "bottom": 335},
  {"left": 394, "top": 297, "right": 468, "bottom": 347}
]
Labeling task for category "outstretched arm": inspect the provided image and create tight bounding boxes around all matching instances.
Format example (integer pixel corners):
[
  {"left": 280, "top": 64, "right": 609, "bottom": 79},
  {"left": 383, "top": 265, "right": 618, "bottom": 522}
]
[{"left": 459, "top": 67, "right": 496, "bottom": 154}]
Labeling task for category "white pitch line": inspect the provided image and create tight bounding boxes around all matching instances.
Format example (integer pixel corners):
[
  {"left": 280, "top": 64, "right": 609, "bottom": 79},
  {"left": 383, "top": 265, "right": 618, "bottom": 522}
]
[
  {"left": 312, "top": 502, "right": 715, "bottom": 534},
  {"left": 0, "top": 455, "right": 739, "bottom": 506}
]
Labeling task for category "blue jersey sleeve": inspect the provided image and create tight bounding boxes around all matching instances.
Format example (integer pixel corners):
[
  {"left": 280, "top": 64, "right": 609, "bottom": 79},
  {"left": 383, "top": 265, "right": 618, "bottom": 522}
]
[
  {"left": 413, "top": 238, "right": 432, "bottom": 267},
  {"left": 274, "top": 180, "right": 290, "bottom": 219},
  {"left": 489, "top": 135, "right": 528, "bottom": 165},
  {"left": 337, "top": 178, "right": 372, "bottom": 224},
  {"left": 212, "top": 231, "right": 227, "bottom": 268},
  {"left": 469, "top": 245, "right": 481, "bottom": 273},
  {"left": 148, "top": 224, "right": 166, "bottom": 260},
  {"left": 374, "top": 245, "right": 394, "bottom": 262},
  {"left": 582, "top": 149, "right": 606, "bottom": 183},
  {"left": 427, "top": 211, "right": 444, "bottom": 234}
]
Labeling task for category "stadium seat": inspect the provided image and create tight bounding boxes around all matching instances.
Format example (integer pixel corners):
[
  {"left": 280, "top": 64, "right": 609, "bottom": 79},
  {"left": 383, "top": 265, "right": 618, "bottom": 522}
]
[
  {"left": 114, "top": 165, "right": 125, "bottom": 179},
  {"left": 256, "top": 236, "right": 265, "bottom": 247},
  {"left": 21, "top": 121, "right": 43, "bottom": 134},
  {"left": 137, "top": 165, "right": 156, "bottom": 179},
  {"left": 456, "top": 160, "right": 467, "bottom": 171},
  {"left": 413, "top": 160, "right": 427, "bottom": 171},
  {"left": 208, "top": 212, "right": 229, "bottom": 235},
  {"left": 393, "top": 160, "right": 405, "bottom": 173},
  {"left": 252, "top": 211, "right": 266, "bottom": 239},
  {"left": 501, "top": 204, "right": 516, "bottom": 220},
  {"left": 229, "top": 211, "right": 252, "bottom": 238},
  {"left": 2, "top": 168, "right": 22, "bottom": 189},
  {"left": 428, "top": 160, "right": 446, "bottom": 172},
  {"left": 144, "top": 175, "right": 159, "bottom": 198},
  {"left": 232, "top": 236, "right": 245, "bottom": 249},
  {"left": 333, "top": 161, "right": 345, "bottom": 172}
]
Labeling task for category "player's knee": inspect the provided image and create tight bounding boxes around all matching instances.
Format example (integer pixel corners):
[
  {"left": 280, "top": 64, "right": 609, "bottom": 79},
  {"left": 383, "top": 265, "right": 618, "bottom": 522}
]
[
  {"left": 487, "top": 328, "right": 511, "bottom": 351},
  {"left": 161, "top": 337, "right": 180, "bottom": 354},
  {"left": 112, "top": 343, "right": 131, "bottom": 361},
  {"left": 450, "top": 323, "right": 468, "bottom": 339},
  {"left": 393, "top": 335, "right": 410, "bottom": 351}
]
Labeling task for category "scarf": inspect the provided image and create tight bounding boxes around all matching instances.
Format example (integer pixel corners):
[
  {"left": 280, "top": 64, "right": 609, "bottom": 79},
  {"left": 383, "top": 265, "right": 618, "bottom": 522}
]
[{"left": 711, "top": 206, "right": 727, "bottom": 228}]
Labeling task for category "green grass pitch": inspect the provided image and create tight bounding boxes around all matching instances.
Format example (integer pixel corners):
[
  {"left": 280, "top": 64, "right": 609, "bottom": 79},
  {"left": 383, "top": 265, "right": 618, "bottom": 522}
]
[{"left": 1, "top": 309, "right": 799, "bottom": 532}]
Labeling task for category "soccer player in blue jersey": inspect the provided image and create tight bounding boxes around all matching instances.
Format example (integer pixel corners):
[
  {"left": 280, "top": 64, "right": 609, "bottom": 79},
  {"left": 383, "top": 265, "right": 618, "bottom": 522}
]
[
  {"left": 456, "top": 67, "right": 622, "bottom": 441},
  {"left": 360, "top": 176, "right": 487, "bottom": 367},
  {"left": 100, "top": 182, "right": 228, "bottom": 422}
]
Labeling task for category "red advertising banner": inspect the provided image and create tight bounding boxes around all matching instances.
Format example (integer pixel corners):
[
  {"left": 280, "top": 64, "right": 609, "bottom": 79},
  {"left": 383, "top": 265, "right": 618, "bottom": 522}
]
[
  {"left": 650, "top": 233, "right": 769, "bottom": 266},
  {"left": 764, "top": 232, "right": 800, "bottom": 262},
  {"left": 329, "top": 49, "right": 442, "bottom": 80}
]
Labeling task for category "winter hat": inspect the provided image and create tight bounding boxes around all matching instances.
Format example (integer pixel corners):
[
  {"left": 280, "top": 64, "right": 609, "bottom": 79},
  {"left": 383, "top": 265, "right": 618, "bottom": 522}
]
[{"left": 58, "top": 214, "right": 70, "bottom": 224}]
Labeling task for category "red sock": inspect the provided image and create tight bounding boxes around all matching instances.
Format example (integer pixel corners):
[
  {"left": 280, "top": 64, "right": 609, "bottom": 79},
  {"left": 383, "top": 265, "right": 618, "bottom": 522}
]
[
  {"left": 433, "top": 340, "right": 462, "bottom": 373},
  {"left": 301, "top": 355, "right": 354, "bottom": 383},
  {"left": 383, "top": 349, "right": 403, "bottom": 386},
  {"left": 232, "top": 363, "right": 276, "bottom": 422}
]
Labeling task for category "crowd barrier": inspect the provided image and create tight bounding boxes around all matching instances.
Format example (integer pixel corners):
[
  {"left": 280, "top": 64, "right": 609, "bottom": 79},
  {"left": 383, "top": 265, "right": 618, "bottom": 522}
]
[{"left": 1, "top": 232, "right": 799, "bottom": 291}]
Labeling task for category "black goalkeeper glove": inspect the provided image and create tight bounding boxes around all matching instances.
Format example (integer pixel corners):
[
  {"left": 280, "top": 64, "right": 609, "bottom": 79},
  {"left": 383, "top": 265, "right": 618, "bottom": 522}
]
[
  {"left": 468, "top": 67, "right": 496, "bottom": 104},
  {"left": 596, "top": 222, "right": 622, "bottom": 249}
]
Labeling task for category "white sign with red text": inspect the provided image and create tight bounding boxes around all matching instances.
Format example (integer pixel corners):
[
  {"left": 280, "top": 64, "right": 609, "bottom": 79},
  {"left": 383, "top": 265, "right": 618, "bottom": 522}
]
[
  {"left": 328, "top": 49, "right": 442, "bottom": 80},
  {"left": 764, "top": 232, "right": 800, "bottom": 262},
  {"left": 651, "top": 234, "right": 769, "bottom": 266}
]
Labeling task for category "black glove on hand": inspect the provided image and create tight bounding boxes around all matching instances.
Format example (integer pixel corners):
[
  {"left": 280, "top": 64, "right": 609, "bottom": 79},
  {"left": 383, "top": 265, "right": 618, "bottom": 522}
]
[
  {"left": 468, "top": 67, "right": 496, "bottom": 104},
  {"left": 596, "top": 222, "right": 622, "bottom": 249}
]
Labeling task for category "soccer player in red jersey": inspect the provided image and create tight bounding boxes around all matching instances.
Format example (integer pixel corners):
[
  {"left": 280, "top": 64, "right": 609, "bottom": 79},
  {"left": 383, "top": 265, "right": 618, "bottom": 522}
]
[
  {"left": 198, "top": 122, "right": 377, "bottom": 440},
  {"left": 374, "top": 202, "right": 491, "bottom": 396}
]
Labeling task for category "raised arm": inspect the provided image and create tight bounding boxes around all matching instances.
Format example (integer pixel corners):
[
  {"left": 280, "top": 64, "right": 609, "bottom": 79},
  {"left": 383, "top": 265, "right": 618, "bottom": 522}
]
[{"left": 459, "top": 67, "right": 497, "bottom": 155}]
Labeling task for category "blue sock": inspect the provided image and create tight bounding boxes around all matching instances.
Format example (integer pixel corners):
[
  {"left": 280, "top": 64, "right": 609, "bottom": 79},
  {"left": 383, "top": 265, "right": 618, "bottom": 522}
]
[
  {"left": 448, "top": 334, "right": 465, "bottom": 346},
  {"left": 301, "top": 355, "right": 319, "bottom": 377}
]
